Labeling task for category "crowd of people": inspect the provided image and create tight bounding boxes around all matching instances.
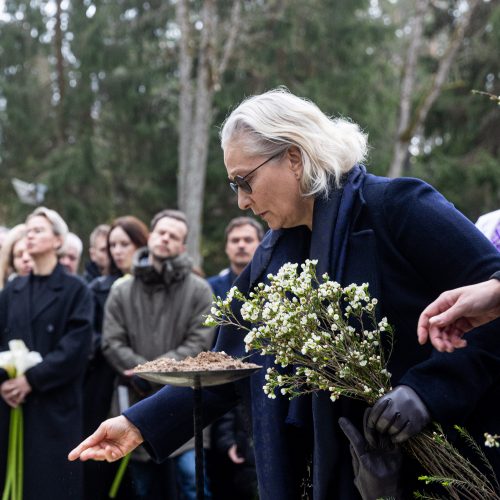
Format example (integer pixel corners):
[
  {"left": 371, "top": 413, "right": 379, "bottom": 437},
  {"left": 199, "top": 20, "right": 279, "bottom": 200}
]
[
  {"left": 0, "top": 208, "right": 262, "bottom": 500},
  {"left": 1, "top": 88, "right": 500, "bottom": 500}
]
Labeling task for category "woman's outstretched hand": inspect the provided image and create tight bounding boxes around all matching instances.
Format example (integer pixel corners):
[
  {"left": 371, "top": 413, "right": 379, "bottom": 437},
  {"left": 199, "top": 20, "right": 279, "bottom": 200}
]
[
  {"left": 68, "top": 415, "right": 144, "bottom": 462},
  {"left": 417, "top": 278, "right": 500, "bottom": 352}
]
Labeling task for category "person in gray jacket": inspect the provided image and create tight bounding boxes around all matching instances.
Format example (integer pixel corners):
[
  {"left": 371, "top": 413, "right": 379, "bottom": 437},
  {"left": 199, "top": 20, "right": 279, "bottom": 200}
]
[{"left": 102, "top": 209, "right": 215, "bottom": 500}]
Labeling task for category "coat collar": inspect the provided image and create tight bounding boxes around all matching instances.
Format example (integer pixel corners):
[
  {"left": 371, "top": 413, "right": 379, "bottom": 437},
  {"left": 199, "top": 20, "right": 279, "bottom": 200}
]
[
  {"left": 13, "top": 263, "right": 66, "bottom": 323},
  {"left": 249, "top": 229, "right": 283, "bottom": 288},
  {"left": 248, "top": 165, "right": 367, "bottom": 289},
  {"left": 13, "top": 262, "right": 66, "bottom": 293}
]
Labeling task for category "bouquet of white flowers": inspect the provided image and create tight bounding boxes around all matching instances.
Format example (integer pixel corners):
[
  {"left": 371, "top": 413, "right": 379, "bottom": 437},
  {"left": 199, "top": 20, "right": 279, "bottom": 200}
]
[
  {"left": 0, "top": 340, "right": 42, "bottom": 500},
  {"left": 206, "top": 259, "right": 500, "bottom": 499}
]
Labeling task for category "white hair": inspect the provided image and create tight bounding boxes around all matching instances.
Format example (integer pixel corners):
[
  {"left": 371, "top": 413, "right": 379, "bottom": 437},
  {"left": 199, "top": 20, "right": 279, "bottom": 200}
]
[
  {"left": 220, "top": 88, "right": 368, "bottom": 197},
  {"left": 63, "top": 232, "right": 83, "bottom": 256}
]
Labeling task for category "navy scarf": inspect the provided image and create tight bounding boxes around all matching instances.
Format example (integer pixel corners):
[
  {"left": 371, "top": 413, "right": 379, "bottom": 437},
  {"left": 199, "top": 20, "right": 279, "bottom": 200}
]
[{"left": 239, "top": 165, "right": 367, "bottom": 499}]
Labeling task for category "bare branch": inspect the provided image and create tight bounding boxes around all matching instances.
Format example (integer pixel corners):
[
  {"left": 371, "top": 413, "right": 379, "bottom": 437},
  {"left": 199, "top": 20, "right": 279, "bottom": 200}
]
[
  {"left": 54, "top": 0, "right": 66, "bottom": 144},
  {"left": 387, "top": 0, "right": 429, "bottom": 178},
  {"left": 388, "top": 0, "right": 481, "bottom": 178},
  {"left": 216, "top": 0, "right": 243, "bottom": 82},
  {"left": 176, "top": 0, "right": 195, "bottom": 206},
  {"left": 414, "top": 0, "right": 480, "bottom": 129},
  {"left": 398, "top": 0, "right": 429, "bottom": 142}
]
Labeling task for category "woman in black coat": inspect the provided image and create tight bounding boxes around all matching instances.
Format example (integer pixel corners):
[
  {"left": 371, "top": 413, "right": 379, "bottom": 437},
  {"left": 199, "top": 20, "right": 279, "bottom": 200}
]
[
  {"left": 0, "top": 207, "right": 92, "bottom": 500},
  {"left": 84, "top": 215, "right": 149, "bottom": 438},
  {"left": 84, "top": 216, "right": 149, "bottom": 500}
]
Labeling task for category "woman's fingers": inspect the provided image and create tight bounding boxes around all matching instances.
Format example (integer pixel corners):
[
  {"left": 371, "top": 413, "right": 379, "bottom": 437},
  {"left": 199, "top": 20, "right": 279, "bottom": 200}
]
[{"left": 68, "top": 425, "right": 107, "bottom": 461}]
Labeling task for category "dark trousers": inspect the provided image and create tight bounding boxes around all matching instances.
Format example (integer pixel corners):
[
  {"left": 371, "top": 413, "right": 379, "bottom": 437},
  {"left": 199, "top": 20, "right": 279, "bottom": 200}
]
[{"left": 128, "top": 459, "right": 178, "bottom": 500}]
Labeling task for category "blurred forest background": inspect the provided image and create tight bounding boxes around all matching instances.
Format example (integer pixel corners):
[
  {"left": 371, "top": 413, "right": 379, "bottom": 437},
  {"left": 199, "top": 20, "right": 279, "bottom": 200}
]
[{"left": 0, "top": 0, "right": 498, "bottom": 274}]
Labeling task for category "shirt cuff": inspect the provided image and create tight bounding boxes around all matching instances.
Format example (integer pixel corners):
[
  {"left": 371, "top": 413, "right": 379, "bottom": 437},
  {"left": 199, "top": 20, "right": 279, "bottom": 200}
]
[{"left": 490, "top": 271, "right": 500, "bottom": 281}]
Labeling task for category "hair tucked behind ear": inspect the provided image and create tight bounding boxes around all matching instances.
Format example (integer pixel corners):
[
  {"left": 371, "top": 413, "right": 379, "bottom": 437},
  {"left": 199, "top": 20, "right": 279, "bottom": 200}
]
[{"left": 220, "top": 87, "right": 368, "bottom": 197}]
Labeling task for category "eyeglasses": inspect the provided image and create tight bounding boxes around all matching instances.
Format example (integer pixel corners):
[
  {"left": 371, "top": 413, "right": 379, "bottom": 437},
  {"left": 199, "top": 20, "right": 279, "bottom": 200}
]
[{"left": 229, "top": 152, "right": 282, "bottom": 194}]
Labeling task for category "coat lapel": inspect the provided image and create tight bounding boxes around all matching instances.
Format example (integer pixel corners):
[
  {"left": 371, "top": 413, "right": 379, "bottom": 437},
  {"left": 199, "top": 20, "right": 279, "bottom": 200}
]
[
  {"left": 30, "top": 264, "right": 64, "bottom": 322},
  {"left": 249, "top": 229, "right": 284, "bottom": 289},
  {"left": 343, "top": 175, "right": 382, "bottom": 304},
  {"left": 307, "top": 166, "right": 386, "bottom": 500},
  {"left": 309, "top": 188, "right": 341, "bottom": 278},
  {"left": 249, "top": 227, "right": 311, "bottom": 291},
  {"left": 11, "top": 276, "right": 34, "bottom": 347},
  {"left": 309, "top": 166, "right": 367, "bottom": 284}
]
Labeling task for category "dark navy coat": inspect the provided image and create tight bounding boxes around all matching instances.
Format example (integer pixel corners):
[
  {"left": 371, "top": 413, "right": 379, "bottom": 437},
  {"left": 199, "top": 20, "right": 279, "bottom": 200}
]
[
  {"left": 126, "top": 173, "right": 500, "bottom": 499},
  {"left": 0, "top": 264, "right": 93, "bottom": 500},
  {"left": 207, "top": 269, "right": 237, "bottom": 300}
]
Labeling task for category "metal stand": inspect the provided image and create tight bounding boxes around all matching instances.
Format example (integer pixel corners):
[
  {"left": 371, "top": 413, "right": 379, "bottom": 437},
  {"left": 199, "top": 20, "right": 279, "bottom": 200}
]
[
  {"left": 136, "top": 366, "right": 261, "bottom": 500},
  {"left": 193, "top": 375, "right": 204, "bottom": 500}
]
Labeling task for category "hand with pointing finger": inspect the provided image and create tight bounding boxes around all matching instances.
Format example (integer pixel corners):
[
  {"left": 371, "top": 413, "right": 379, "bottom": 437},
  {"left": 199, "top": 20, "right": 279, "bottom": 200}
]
[
  {"left": 417, "top": 276, "right": 500, "bottom": 352},
  {"left": 68, "top": 415, "right": 143, "bottom": 462}
]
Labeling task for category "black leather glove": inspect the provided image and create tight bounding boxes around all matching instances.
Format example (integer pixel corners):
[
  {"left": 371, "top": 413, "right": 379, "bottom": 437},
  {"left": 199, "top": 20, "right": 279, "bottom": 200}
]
[
  {"left": 368, "top": 385, "right": 430, "bottom": 444},
  {"left": 339, "top": 409, "right": 402, "bottom": 500}
]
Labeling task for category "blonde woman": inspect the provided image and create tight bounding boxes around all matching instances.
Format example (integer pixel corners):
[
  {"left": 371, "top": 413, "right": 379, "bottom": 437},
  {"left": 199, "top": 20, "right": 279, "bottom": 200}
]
[
  {"left": 0, "top": 207, "right": 92, "bottom": 500},
  {"left": 0, "top": 224, "right": 33, "bottom": 289}
]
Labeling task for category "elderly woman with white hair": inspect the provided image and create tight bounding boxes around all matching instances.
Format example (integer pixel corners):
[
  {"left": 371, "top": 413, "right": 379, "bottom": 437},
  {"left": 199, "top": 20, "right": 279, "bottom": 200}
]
[
  {"left": 0, "top": 207, "right": 93, "bottom": 500},
  {"left": 69, "top": 89, "right": 500, "bottom": 499},
  {"left": 60, "top": 231, "right": 84, "bottom": 275}
]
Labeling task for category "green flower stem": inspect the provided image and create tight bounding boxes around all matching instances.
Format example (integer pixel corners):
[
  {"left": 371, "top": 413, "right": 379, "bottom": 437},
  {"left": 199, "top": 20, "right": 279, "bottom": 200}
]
[
  {"left": 2, "top": 407, "right": 24, "bottom": 500},
  {"left": 17, "top": 407, "right": 23, "bottom": 500},
  {"left": 1, "top": 409, "right": 15, "bottom": 500},
  {"left": 10, "top": 406, "right": 18, "bottom": 500},
  {"left": 108, "top": 453, "right": 131, "bottom": 499}
]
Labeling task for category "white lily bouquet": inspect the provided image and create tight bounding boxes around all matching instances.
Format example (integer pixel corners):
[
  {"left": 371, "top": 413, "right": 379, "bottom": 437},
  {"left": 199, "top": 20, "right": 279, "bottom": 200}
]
[
  {"left": 206, "top": 260, "right": 500, "bottom": 499},
  {"left": 0, "top": 340, "right": 42, "bottom": 500}
]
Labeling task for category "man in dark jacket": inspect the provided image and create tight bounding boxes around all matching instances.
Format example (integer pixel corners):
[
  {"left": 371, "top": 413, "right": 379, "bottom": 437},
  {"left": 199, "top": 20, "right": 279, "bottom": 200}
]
[
  {"left": 101, "top": 209, "right": 214, "bottom": 500},
  {"left": 208, "top": 217, "right": 263, "bottom": 302},
  {"left": 206, "top": 217, "right": 263, "bottom": 500}
]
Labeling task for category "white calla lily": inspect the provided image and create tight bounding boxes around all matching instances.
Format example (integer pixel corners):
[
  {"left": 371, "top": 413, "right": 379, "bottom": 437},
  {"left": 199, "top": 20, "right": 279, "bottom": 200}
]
[
  {"left": 8, "top": 340, "right": 29, "bottom": 354},
  {"left": 1, "top": 339, "right": 43, "bottom": 500},
  {"left": 12, "top": 350, "right": 43, "bottom": 376},
  {"left": 0, "top": 351, "right": 16, "bottom": 378},
  {"left": 1, "top": 340, "right": 42, "bottom": 377},
  {"left": 0, "top": 351, "right": 15, "bottom": 367}
]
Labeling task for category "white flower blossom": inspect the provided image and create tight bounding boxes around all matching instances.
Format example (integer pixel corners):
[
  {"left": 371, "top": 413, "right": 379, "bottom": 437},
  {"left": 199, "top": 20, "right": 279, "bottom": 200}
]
[{"left": 485, "top": 433, "right": 500, "bottom": 448}]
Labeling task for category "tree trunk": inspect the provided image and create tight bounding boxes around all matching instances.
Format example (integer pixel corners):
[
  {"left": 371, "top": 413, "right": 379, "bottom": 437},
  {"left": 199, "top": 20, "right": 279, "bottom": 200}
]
[
  {"left": 54, "top": 0, "right": 66, "bottom": 144},
  {"left": 413, "top": 0, "right": 480, "bottom": 130},
  {"left": 387, "top": 0, "right": 429, "bottom": 178},
  {"left": 181, "top": 0, "right": 216, "bottom": 266},
  {"left": 176, "top": 0, "right": 243, "bottom": 267},
  {"left": 176, "top": 0, "right": 194, "bottom": 208},
  {"left": 387, "top": 0, "right": 480, "bottom": 178}
]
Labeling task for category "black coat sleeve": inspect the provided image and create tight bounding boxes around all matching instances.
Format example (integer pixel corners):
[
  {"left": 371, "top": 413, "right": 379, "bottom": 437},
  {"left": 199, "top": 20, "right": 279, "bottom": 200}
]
[{"left": 381, "top": 178, "right": 500, "bottom": 424}]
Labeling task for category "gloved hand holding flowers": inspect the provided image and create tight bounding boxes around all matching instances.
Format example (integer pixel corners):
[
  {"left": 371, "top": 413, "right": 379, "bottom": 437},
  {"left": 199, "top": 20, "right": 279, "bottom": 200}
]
[{"left": 206, "top": 259, "right": 500, "bottom": 499}]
